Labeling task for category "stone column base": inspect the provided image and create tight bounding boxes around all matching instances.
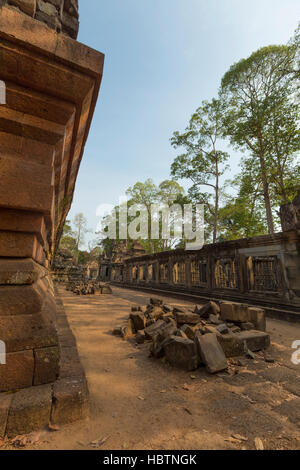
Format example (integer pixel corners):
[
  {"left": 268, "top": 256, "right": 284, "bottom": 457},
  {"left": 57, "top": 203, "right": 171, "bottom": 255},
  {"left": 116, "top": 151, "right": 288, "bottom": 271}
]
[{"left": 0, "top": 288, "right": 88, "bottom": 438}]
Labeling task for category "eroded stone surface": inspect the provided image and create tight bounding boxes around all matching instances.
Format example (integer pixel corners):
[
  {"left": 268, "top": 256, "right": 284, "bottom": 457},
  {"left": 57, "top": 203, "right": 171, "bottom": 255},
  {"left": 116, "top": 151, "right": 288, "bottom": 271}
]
[{"left": 6, "top": 384, "right": 52, "bottom": 437}]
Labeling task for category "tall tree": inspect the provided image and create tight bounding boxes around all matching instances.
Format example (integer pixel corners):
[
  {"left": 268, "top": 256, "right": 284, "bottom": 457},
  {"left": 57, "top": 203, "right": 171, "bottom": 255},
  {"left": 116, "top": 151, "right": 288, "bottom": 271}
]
[
  {"left": 221, "top": 44, "right": 298, "bottom": 234},
  {"left": 73, "top": 213, "right": 89, "bottom": 262},
  {"left": 171, "top": 99, "right": 229, "bottom": 243}
]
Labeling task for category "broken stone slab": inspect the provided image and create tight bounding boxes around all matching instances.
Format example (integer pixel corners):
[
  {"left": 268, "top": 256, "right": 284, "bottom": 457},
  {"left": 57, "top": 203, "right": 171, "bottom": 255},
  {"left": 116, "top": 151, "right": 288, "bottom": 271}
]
[
  {"left": 112, "top": 326, "right": 122, "bottom": 336},
  {"left": 195, "top": 333, "right": 228, "bottom": 374},
  {"left": 101, "top": 285, "right": 112, "bottom": 294},
  {"left": 241, "top": 322, "right": 255, "bottom": 331},
  {"left": 248, "top": 307, "right": 266, "bottom": 332},
  {"left": 150, "top": 298, "right": 163, "bottom": 307},
  {"left": 150, "top": 336, "right": 173, "bottom": 359},
  {"left": 220, "top": 302, "right": 250, "bottom": 323},
  {"left": 236, "top": 330, "right": 270, "bottom": 352},
  {"left": 230, "top": 325, "right": 241, "bottom": 333},
  {"left": 175, "top": 311, "right": 201, "bottom": 326},
  {"left": 163, "top": 304, "right": 173, "bottom": 313},
  {"left": 181, "top": 324, "right": 197, "bottom": 340},
  {"left": 147, "top": 307, "right": 165, "bottom": 321},
  {"left": 173, "top": 306, "right": 186, "bottom": 314},
  {"left": 135, "top": 330, "right": 146, "bottom": 344},
  {"left": 152, "top": 321, "right": 177, "bottom": 343},
  {"left": 121, "top": 319, "right": 136, "bottom": 339},
  {"left": 175, "top": 329, "right": 188, "bottom": 339},
  {"left": 217, "top": 333, "right": 244, "bottom": 358},
  {"left": 208, "top": 314, "right": 223, "bottom": 325},
  {"left": 131, "top": 305, "right": 142, "bottom": 312},
  {"left": 144, "top": 320, "right": 168, "bottom": 341},
  {"left": 6, "top": 384, "right": 52, "bottom": 438},
  {"left": 129, "top": 312, "right": 146, "bottom": 331},
  {"left": 216, "top": 324, "right": 229, "bottom": 335},
  {"left": 164, "top": 336, "right": 199, "bottom": 371},
  {"left": 195, "top": 301, "right": 220, "bottom": 319}
]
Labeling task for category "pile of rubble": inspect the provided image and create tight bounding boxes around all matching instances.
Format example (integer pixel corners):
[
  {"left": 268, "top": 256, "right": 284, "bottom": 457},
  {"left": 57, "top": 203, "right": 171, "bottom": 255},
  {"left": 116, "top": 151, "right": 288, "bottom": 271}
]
[
  {"left": 113, "top": 298, "right": 271, "bottom": 374},
  {"left": 66, "top": 281, "right": 113, "bottom": 296}
]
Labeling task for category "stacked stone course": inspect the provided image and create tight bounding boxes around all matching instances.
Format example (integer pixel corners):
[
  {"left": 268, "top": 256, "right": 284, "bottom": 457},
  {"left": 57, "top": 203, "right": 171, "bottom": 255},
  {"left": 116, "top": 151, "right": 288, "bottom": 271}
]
[{"left": 2, "top": 0, "right": 79, "bottom": 38}]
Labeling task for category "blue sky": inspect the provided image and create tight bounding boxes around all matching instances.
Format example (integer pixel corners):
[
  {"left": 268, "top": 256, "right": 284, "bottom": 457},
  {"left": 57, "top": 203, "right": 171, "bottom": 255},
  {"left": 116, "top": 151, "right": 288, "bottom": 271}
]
[{"left": 69, "top": 0, "right": 299, "bottom": 248}]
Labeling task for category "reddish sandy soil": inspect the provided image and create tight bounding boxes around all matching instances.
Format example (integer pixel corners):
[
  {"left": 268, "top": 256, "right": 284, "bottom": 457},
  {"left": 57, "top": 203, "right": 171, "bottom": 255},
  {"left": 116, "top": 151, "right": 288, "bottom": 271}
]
[{"left": 5, "top": 286, "right": 300, "bottom": 450}]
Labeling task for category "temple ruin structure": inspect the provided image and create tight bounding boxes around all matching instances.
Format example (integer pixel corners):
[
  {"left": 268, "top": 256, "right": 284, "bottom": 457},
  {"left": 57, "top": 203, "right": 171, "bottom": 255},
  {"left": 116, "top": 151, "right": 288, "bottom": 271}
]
[{"left": 0, "top": 0, "right": 104, "bottom": 436}]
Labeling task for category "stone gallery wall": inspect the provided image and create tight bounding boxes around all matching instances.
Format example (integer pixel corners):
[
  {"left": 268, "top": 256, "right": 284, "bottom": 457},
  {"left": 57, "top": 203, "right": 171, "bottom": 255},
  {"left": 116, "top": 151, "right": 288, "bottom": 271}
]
[
  {"left": 0, "top": 4, "right": 104, "bottom": 395},
  {"left": 1, "top": 0, "right": 79, "bottom": 38}
]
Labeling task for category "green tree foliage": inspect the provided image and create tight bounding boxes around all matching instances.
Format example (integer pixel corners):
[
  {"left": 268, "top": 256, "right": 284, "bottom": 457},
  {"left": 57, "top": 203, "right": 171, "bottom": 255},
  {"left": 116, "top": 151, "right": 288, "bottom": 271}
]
[
  {"left": 171, "top": 99, "right": 230, "bottom": 243},
  {"left": 221, "top": 44, "right": 299, "bottom": 234}
]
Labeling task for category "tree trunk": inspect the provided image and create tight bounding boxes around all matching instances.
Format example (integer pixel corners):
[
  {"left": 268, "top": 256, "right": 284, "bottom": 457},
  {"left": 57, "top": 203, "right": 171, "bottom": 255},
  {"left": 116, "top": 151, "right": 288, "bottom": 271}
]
[{"left": 259, "top": 154, "right": 275, "bottom": 234}]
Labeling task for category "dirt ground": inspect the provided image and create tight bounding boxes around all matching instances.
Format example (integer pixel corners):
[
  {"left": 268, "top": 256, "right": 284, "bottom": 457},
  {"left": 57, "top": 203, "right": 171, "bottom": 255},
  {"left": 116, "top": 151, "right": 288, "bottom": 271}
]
[{"left": 6, "top": 286, "right": 300, "bottom": 450}]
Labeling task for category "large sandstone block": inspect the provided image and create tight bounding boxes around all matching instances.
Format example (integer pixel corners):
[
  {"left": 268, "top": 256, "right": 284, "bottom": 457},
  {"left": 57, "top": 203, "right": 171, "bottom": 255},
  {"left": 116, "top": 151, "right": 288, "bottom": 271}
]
[
  {"left": 129, "top": 312, "right": 146, "bottom": 331},
  {"left": 33, "top": 346, "right": 60, "bottom": 385},
  {"left": 0, "top": 285, "right": 43, "bottom": 315},
  {"left": 51, "top": 377, "right": 89, "bottom": 425},
  {"left": 195, "top": 333, "right": 228, "bottom": 374},
  {"left": 175, "top": 311, "right": 201, "bottom": 326},
  {"left": 236, "top": 331, "right": 270, "bottom": 352},
  {"left": 0, "top": 350, "right": 34, "bottom": 392},
  {"left": 248, "top": 307, "right": 266, "bottom": 332},
  {"left": 220, "top": 302, "right": 250, "bottom": 323},
  {"left": 0, "top": 258, "right": 41, "bottom": 285},
  {"left": 6, "top": 384, "right": 52, "bottom": 438},
  {"left": 144, "top": 320, "right": 167, "bottom": 340},
  {"left": 217, "top": 333, "right": 244, "bottom": 358},
  {"left": 164, "top": 337, "right": 198, "bottom": 371},
  {"left": 0, "top": 314, "right": 58, "bottom": 353}
]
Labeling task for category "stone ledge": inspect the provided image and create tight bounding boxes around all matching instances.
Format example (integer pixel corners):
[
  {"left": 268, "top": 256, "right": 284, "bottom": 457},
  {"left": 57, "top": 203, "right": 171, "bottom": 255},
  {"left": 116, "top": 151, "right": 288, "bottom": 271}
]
[{"left": 0, "top": 288, "right": 88, "bottom": 438}]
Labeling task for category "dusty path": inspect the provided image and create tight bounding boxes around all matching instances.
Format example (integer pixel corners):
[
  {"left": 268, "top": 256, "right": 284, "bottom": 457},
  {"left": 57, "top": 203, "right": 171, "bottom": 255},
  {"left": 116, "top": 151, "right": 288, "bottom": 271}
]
[{"left": 19, "top": 286, "right": 300, "bottom": 450}]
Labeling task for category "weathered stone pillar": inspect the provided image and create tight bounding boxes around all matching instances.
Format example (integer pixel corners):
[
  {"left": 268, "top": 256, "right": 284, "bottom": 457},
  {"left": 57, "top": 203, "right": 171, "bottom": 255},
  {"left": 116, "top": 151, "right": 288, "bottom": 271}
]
[{"left": 0, "top": 4, "right": 104, "bottom": 392}]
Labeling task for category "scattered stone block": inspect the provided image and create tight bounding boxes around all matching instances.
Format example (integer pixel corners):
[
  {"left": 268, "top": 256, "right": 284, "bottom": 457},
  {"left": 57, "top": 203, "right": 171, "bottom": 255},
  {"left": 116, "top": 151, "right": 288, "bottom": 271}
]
[
  {"left": 217, "top": 324, "right": 229, "bottom": 335},
  {"left": 164, "top": 337, "right": 198, "bottom": 371},
  {"left": 220, "top": 302, "right": 250, "bottom": 323},
  {"left": 101, "top": 285, "right": 112, "bottom": 294},
  {"left": 248, "top": 307, "right": 266, "bottom": 332},
  {"left": 175, "top": 311, "right": 201, "bottom": 326},
  {"left": 131, "top": 305, "right": 142, "bottom": 312},
  {"left": 241, "top": 322, "right": 255, "bottom": 331},
  {"left": 217, "top": 333, "right": 244, "bottom": 358},
  {"left": 130, "top": 312, "right": 146, "bottom": 331},
  {"left": 195, "top": 333, "right": 228, "bottom": 374},
  {"left": 112, "top": 326, "right": 122, "bottom": 336},
  {"left": 163, "top": 304, "right": 172, "bottom": 313},
  {"left": 236, "top": 330, "right": 270, "bottom": 352},
  {"left": 6, "top": 384, "right": 52, "bottom": 438},
  {"left": 144, "top": 320, "right": 168, "bottom": 341},
  {"left": 209, "top": 314, "right": 222, "bottom": 325},
  {"left": 175, "top": 329, "right": 188, "bottom": 339},
  {"left": 196, "top": 301, "right": 220, "bottom": 319},
  {"left": 181, "top": 324, "right": 197, "bottom": 340},
  {"left": 148, "top": 307, "right": 164, "bottom": 321},
  {"left": 150, "top": 298, "right": 163, "bottom": 307},
  {"left": 136, "top": 330, "right": 146, "bottom": 344}
]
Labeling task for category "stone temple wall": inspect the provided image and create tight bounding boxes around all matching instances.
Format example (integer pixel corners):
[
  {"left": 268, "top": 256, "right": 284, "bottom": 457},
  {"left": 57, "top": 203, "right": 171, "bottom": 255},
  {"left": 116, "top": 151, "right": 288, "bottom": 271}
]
[
  {"left": 1, "top": 0, "right": 79, "bottom": 38},
  {"left": 0, "top": 2, "right": 103, "bottom": 434}
]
